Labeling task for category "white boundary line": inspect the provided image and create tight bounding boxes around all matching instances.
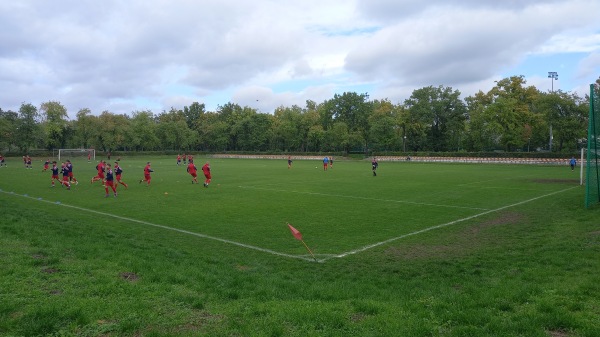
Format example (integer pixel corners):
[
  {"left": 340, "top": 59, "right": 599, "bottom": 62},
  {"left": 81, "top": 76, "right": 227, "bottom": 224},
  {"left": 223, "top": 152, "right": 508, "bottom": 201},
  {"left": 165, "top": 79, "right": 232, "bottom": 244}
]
[
  {"left": 320, "top": 186, "right": 578, "bottom": 262},
  {"left": 0, "top": 189, "right": 315, "bottom": 262},
  {"left": 238, "top": 185, "right": 490, "bottom": 211},
  {"left": 1, "top": 186, "right": 577, "bottom": 263}
]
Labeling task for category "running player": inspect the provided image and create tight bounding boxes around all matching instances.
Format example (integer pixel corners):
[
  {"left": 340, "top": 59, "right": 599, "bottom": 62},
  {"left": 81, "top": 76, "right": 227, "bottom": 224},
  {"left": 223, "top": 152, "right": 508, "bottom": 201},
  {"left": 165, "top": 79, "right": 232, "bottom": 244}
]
[
  {"left": 202, "top": 161, "right": 211, "bottom": 187},
  {"left": 0, "top": 154, "right": 5, "bottom": 167},
  {"left": 187, "top": 159, "right": 199, "bottom": 184},
  {"left": 139, "top": 162, "right": 153, "bottom": 186},
  {"left": 50, "top": 161, "right": 65, "bottom": 187},
  {"left": 114, "top": 162, "right": 128, "bottom": 188},
  {"left": 104, "top": 163, "right": 117, "bottom": 197},
  {"left": 61, "top": 162, "right": 71, "bottom": 190},
  {"left": 91, "top": 160, "right": 106, "bottom": 184},
  {"left": 42, "top": 159, "right": 50, "bottom": 172},
  {"left": 66, "top": 160, "right": 78, "bottom": 184},
  {"left": 26, "top": 155, "right": 32, "bottom": 169}
]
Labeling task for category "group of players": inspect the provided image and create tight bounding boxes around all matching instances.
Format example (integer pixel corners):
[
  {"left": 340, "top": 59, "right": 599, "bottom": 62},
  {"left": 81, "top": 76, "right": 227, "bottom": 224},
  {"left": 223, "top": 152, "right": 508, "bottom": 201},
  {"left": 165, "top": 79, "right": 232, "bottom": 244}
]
[{"left": 3, "top": 153, "right": 213, "bottom": 198}]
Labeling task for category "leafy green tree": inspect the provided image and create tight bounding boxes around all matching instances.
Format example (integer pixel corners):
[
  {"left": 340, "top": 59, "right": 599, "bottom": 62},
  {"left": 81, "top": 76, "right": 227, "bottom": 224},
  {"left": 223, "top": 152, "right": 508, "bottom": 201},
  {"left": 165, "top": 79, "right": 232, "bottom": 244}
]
[
  {"left": 0, "top": 109, "right": 19, "bottom": 151},
  {"left": 487, "top": 76, "right": 540, "bottom": 151},
  {"left": 369, "top": 99, "right": 399, "bottom": 151},
  {"left": 404, "top": 86, "right": 467, "bottom": 151},
  {"left": 325, "top": 92, "right": 372, "bottom": 152},
  {"left": 71, "top": 108, "right": 99, "bottom": 149},
  {"left": 272, "top": 105, "right": 305, "bottom": 152},
  {"left": 535, "top": 91, "right": 587, "bottom": 152},
  {"left": 40, "top": 101, "right": 69, "bottom": 150},
  {"left": 130, "top": 111, "right": 159, "bottom": 151},
  {"left": 17, "top": 103, "right": 41, "bottom": 152},
  {"left": 184, "top": 102, "right": 205, "bottom": 130},
  {"left": 200, "top": 113, "right": 229, "bottom": 151}
]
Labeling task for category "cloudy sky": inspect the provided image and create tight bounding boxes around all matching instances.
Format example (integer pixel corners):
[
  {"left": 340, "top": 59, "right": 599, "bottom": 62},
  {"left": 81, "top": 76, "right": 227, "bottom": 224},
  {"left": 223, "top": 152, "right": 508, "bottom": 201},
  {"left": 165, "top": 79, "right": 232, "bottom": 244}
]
[{"left": 1, "top": 0, "right": 599, "bottom": 118}]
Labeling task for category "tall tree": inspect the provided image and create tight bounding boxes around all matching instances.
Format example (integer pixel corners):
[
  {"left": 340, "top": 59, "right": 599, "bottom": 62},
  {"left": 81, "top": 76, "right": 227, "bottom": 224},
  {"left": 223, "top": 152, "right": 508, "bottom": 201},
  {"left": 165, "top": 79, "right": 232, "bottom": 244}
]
[
  {"left": 17, "top": 103, "right": 41, "bottom": 152},
  {"left": 0, "top": 109, "right": 19, "bottom": 151},
  {"left": 40, "top": 101, "right": 69, "bottom": 150},
  {"left": 404, "top": 86, "right": 467, "bottom": 151}
]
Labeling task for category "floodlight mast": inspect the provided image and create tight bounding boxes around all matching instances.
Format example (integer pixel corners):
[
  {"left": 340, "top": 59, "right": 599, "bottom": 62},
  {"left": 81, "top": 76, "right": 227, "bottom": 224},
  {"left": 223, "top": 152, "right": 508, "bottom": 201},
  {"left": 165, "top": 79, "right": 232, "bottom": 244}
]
[
  {"left": 547, "top": 71, "right": 558, "bottom": 152},
  {"left": 548, "top": 71, "right": 558, "bottom": 92}
]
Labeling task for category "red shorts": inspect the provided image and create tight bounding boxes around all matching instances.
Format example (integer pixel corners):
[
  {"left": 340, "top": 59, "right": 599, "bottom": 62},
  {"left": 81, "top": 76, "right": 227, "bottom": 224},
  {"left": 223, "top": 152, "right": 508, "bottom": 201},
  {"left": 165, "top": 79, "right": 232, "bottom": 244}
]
[
  {"left": 52, "top": 174, "right": 58, "bottom": 179},
  {"left": 44, "top": 164, "right": 49, "bottom": 169},
  {"left": 62, "top": 176, "right": 69, "bottom": 183},
  {"left": 116, "top": 174, "right": 122, "bottom": 180},
  {"left": 144, "top": 174, "right": 151, "bottom": 181},
  {"left": 204, "top": 173, "right": 211, "bottom": 179},
  {"left": 68, "top": 172, "right": 74, "bottom": 178},
  {"left": 190, "top": 172, "right": 197, "bottom": 178},
  {"left": 96, "top": 172, "right": 105, "bottom": 179},
  {"left": 105, "top": 180, "right": 115, "bottom": 187}
]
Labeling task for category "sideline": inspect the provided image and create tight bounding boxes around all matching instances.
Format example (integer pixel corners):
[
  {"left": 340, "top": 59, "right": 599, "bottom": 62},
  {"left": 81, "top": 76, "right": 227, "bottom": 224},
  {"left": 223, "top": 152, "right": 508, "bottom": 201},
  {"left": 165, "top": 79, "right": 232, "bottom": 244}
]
[
  {"left": 0, "top": 186, "right": 577, "bottom": 263},
  {"left": 0, "top": 189, "right": 316, "bottom": 262}
]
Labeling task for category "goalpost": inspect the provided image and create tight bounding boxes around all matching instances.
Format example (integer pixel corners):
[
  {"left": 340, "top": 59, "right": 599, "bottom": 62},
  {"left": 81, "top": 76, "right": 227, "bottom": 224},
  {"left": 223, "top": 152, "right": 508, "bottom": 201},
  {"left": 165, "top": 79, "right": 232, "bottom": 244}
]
[{"left": 58, "top": 149, "right": 95, "bottom": 162}]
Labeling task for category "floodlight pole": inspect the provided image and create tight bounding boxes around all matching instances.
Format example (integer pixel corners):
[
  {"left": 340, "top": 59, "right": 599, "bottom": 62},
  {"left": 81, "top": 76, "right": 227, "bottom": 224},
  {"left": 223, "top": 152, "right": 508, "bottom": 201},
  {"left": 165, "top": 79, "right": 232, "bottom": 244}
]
[
  {"left": 548, "top": 72, "right": 558, "bottom": 152},
  {"left": 548, "top": 71, "right": 558, "bottom": 92}
]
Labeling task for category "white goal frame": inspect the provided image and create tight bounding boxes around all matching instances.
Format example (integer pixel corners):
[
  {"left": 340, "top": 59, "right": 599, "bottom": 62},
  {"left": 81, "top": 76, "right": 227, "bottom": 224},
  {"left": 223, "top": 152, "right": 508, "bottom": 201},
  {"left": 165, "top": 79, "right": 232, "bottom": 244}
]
[{"left": 58, "top": 149, "right": 95, "bottom": 161}]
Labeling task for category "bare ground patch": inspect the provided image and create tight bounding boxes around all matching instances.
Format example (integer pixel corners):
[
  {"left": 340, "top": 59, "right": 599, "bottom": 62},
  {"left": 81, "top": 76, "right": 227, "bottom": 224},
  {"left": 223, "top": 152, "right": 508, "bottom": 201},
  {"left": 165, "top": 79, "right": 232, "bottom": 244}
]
[
  {"left": 119, "top": 272, "right": 139, "bottom": 282},
  {"left": 385, "top": 212, "right": 526, "bottom": 260}
]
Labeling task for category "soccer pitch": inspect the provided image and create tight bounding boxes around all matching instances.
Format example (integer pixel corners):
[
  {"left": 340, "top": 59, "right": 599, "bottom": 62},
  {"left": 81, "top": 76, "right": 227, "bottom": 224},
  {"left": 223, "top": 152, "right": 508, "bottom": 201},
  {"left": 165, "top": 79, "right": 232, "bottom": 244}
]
[
  {"left": 0, "top": 156, "right": 580, "bottom": 261},
  {"left": 1, "top": 156, "right": 599, "bottom": 336}
]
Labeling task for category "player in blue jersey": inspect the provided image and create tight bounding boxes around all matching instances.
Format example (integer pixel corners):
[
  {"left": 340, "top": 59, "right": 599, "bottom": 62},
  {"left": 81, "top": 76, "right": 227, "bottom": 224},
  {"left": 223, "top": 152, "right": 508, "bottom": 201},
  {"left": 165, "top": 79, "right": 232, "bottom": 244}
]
[
  {"left": 66, "top": 160, "right": 79, "bottom": 184},
  {"left": 104, "top": 163, "right": 117, "bottom": 197},
  {"left": 114, "top": 162, "right": 128, "bottom": 188},
  {"left": 60, "top": 162, "right": 71, "bottom": 190}
]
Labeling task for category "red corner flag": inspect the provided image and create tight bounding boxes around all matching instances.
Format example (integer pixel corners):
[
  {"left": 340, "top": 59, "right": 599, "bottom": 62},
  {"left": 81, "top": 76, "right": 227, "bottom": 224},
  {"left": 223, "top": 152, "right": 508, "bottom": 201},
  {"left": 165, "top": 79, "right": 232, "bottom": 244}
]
[
  {"left": 287, "top": 223, "right": 317, "bottom": 262},
  {"left": 288, "top": 223, "right": 303, "bottom": 241}
]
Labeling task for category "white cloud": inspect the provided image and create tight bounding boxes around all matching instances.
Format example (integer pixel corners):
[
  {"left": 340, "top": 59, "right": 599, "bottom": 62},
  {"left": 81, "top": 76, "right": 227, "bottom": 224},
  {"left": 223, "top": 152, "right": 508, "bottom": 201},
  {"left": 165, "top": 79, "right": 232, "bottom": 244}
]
[{"left": 0, "top": 0, "right": 599, "bottom": 117}]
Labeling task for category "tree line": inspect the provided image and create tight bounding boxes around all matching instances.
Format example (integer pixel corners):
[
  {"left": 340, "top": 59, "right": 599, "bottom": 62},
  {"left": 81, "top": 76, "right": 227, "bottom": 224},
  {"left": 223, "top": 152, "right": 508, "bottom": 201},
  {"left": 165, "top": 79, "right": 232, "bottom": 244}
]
[{"left": 0, "top": 76, "right": 593, "bottom": 155}]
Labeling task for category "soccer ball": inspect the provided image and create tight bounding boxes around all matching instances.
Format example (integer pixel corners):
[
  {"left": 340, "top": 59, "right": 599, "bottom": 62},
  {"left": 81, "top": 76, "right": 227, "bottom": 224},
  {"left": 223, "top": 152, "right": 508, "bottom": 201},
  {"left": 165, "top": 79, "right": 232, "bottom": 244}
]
[{"left": 315, "top": 166, "right": 317, "bottom": 169}]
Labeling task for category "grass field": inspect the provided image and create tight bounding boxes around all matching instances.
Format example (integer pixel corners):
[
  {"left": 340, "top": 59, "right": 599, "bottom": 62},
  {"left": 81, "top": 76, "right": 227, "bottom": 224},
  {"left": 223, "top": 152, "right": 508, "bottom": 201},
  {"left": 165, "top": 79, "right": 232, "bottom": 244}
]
[{"left": 0, "top": 156, "right": 599, "bottom": 336}]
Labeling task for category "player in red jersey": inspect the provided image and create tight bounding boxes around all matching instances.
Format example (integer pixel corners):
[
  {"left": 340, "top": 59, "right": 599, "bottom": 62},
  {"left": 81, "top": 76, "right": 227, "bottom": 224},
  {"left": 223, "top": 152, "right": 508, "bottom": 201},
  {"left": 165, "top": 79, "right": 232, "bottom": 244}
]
[
  {"left": 187, "top": 159, "right": 199, "bottom": 184},
  {"left": 66, "top": 160, "right": 78, "bottom": 185},
  {"left": 91, "top": 160, "right": 106, "bottom": 183},
  {"left": 60, "top": 162, "right": 71, "bottom": 190},
  {"left": 201, "top": 161, "right": 211, "bottom": 187},
  {"left": 104, "top": 163, "right": 117, "bottom": 197},
  {"left": 26, "top": 155, "right": 32, "bottom": 169},
  {"left": 177, "top": 154, "right": 181, "bottom": 166},
  {"left": 42, "top": 159, "right": 50, "bottom": 171},
  {"left": 139, "top": 162, "right": 153, "bottom": 186},
  {"left": 0, "top": 154, "right": 5, "bottom": 167},
  {"left": 114, "top": 162, "right": 128, "bottom": 188}
]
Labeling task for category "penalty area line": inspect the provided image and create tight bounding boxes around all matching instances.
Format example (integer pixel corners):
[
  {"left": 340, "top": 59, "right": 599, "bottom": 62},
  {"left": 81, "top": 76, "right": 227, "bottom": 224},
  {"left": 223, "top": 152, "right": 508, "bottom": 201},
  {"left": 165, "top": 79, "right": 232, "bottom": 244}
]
[
  {"left": 0, "top": 190, "right": 315, "bottom": 262},
  {"left": 321, "top": 186, "right": 579, "bottom": 262}
]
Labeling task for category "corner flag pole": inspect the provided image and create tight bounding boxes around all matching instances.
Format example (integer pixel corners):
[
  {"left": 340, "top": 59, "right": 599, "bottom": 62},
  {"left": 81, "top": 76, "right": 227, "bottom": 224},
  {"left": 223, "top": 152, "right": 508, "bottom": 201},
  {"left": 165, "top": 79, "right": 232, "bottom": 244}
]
[{"left": 287, "top": 223, "right": 317, "bottom": 262}]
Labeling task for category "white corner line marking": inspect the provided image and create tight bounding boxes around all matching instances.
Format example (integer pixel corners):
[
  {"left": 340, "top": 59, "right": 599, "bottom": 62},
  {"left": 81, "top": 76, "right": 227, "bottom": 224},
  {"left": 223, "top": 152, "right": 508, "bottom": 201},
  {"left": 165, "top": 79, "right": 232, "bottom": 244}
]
[
  {"left": 321, "top": 186, "right": 578, "bottom": 261},
  {"left": 1, "top": 190, "right": 315, "bottom": 262}
]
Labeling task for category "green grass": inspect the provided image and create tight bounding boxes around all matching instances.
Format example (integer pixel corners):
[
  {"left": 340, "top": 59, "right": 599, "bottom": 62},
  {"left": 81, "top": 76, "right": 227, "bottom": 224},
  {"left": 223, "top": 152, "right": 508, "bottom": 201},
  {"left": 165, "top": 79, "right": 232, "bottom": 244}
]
[{"left": 0, "top": 156, "right": 599, "bottom": 336}]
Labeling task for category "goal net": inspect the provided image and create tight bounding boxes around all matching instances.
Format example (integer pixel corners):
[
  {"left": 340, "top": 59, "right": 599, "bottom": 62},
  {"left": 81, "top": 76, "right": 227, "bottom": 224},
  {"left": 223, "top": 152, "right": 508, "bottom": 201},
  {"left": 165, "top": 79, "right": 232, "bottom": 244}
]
[
  {"left": 585, "top": 83, "right": 600, "bottom": 208},
  {"left": 58, "top": 149, "right": 95, "bottom": 162}
]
